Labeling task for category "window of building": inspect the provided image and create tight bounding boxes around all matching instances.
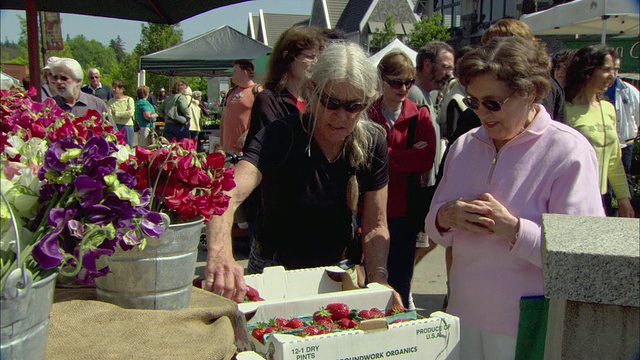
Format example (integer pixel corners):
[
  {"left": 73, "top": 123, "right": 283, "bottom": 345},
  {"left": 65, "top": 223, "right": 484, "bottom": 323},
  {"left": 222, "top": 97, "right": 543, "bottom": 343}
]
[{"left": 434, "top": 0, "right": 462, "bottom": 28}]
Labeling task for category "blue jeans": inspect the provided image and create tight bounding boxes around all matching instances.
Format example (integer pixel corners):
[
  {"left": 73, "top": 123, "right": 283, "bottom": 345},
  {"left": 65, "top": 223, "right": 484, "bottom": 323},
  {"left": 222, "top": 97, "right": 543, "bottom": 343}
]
[
  {"left": 387, "top": 216, "right": 418, "bottom": 308},
  {"left": 116, "top": 124, "right": 135, "bottom": 147},
  {"left": 163, "top": 123, "right": 190, "bottom": 141}
]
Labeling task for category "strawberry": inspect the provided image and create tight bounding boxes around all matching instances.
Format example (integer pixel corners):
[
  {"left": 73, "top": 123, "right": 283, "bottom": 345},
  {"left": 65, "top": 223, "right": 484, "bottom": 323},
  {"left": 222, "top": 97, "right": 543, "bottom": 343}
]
[
  {"left": 369, "top": 308, "right": 385, "bottom": 318},
  {"left": 337, "top": 318, "right": 359, "bottom": 329},
  {"left": 274, "top": 318, "right": 288, "bottom": 328},
  {"left": 316, "top": 318, "right": 338, "bottom": 330},
  {"left": 326, "top": 303, "right": 350, "bottom": 321},
  {"left": 251, "top": 328, "right": 267, "bottom": 343},
  {"left": 358, "top": 309, "right": 372, "bottom": 319},
  {"left": 313, "top": 308, "right": 332, "bottom": 323},
  {"left": 244, "top": 286, "right": 264, "bottom": 302},
  {"left": 300, "top": 325, "right": 322, "bottom": 336},
  {"left": 286, "top": 318, "right": 305, "bottom": 329},
  {"left": 386, "top": 304, "right": 407, "bottom": 316}
]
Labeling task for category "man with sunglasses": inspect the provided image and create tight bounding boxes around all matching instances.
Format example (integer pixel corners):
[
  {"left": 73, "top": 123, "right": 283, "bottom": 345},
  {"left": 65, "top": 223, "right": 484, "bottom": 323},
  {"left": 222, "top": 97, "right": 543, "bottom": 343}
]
[
  {"left": 408, "top": 41, "right": 455, "bottom": 118},
  {"left": 81, "top": 68, "right": 113, "bottom": 102},
  {"left": 50, "top": 58, "right": 114, "bottom": 127}
]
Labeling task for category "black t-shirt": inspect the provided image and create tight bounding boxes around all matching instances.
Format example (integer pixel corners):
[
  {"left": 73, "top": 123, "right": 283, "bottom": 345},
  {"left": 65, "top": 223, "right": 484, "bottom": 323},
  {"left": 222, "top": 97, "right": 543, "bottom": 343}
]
[{"left": 243, "top": 114, "right": 389, "bottom": 268}]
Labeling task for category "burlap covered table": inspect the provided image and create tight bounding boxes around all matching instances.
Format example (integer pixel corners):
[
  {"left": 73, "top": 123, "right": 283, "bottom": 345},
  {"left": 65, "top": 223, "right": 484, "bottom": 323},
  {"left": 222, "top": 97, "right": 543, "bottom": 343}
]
[{"left": 46, "top": 286, "right": 239, "bottom": 359}]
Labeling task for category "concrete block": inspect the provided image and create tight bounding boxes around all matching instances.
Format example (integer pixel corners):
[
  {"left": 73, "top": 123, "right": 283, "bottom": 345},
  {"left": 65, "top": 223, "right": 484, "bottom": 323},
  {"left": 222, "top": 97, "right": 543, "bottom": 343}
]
[{"left": 542, "top": 214, "right": 639, "bottom": 307}]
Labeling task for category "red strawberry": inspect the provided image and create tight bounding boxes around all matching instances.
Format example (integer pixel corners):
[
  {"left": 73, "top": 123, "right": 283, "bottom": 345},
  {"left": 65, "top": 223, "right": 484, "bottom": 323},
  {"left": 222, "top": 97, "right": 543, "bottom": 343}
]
[
  {"left": 316, "top": 318, "right": 338, "bottom": 330},
  {"left": 274, "top": 318, "right": 288, "bottom": 328},
  {"left": 252, "top": 328, "right": 267, "bottom": 343},
  {"left": 358, "top": 309, "right": 372, "bottom": 319},
  {"left": 369, "top": 308, "right": 385, "bottom": 318},
  {"left": 326, "top": 303, "right": 350, "bottom": 321},
  {"left": 386, "top": 304, "right": 406, "bottom": 316},
  {"left": 313, "top": 308, "right": 332, "bottom": 323},
  {"left": 337, "top": 318, "right": 359, "bottom": 329},
  {"left": 300, "top": 325, "right": 322, "bottom": 336},
  {"left": 245, "top": 286, "right": 264, "bottom": 302},
  {"left": 286, "top": 318, "right": 305, "bottom": 329}
]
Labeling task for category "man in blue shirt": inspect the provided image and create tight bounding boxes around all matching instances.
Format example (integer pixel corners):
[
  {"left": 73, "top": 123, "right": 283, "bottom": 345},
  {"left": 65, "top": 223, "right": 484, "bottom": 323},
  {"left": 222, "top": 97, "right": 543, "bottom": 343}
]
[{"left": 81, "top": 68, "right": 113, "bottom": 102}]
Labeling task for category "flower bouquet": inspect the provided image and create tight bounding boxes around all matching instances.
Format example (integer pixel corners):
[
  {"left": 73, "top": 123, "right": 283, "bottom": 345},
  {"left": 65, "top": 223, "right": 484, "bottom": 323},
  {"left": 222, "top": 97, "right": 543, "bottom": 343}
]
[{"left": 0, "top": 87, "right": 235, "bottom": 293}]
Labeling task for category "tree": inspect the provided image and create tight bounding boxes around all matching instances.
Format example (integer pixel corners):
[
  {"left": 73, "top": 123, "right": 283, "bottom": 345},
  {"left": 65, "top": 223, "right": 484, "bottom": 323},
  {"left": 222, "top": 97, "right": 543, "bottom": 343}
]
[
  {"left": 370, "top": 14, "right": 398, "bottom": 53},
  {"left": 406, "top": 12, "right": 450, "bottom": 51},
  {"left": 109, "top": 36, "right": 127, "bottom": 63},
  {"left": 134, "top": 23, "right": 184, "bottom": 96}
]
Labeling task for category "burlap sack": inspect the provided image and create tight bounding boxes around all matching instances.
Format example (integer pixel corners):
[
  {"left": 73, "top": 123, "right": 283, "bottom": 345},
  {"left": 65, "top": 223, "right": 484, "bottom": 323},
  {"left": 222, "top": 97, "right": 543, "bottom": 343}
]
[{"left": 46, "top": 287, "right": 238, "bottom": 359}]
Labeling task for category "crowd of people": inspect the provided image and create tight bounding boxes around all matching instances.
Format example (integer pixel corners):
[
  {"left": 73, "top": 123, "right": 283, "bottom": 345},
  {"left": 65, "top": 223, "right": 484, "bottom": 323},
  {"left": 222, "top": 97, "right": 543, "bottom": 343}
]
[{"left": 29, "top": 19, "right": 639, "bottom": 360}]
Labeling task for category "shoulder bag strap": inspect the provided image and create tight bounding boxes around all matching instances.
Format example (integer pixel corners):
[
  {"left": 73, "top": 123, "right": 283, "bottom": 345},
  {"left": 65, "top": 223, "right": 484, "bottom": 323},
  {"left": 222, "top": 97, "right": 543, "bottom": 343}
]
[{"left": 406, "top": 114, "right": 418, "bottom": 149}]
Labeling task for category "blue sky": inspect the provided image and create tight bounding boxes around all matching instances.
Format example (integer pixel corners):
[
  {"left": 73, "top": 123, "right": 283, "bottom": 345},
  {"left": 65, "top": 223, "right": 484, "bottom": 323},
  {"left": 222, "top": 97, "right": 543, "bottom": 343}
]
[{"left": 0, "top": 0, "right": 312, "bottom": 53}]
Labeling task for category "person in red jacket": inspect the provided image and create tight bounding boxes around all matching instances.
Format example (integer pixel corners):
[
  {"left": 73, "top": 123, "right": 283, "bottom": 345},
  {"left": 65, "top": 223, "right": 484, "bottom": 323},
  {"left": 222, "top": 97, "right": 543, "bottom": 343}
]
[{"left": 368, "top": 51, "right": 437, "bottom": 307}]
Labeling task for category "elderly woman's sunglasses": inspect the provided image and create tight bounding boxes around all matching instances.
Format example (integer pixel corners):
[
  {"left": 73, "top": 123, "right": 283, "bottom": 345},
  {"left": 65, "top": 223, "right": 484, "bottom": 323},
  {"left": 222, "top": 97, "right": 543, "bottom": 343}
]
[
  {"left": 462, "top": 91, "right": 515, "bottom": 112},
  {"left": 319, "top": 94, "right": 367, "bottom": 113},
  {"left": 384, "top": 77, "right": 415, "bottom": 90}
]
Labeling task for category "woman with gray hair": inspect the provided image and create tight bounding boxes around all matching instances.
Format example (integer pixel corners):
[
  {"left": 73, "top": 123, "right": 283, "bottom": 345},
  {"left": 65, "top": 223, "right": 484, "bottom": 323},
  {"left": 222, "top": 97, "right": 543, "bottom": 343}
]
[
  {"left": 425, "top": 37, "right": 603, "bottom": 359},
  {"left": 204, "top": 41, "right": 400, "bottom": 305}
]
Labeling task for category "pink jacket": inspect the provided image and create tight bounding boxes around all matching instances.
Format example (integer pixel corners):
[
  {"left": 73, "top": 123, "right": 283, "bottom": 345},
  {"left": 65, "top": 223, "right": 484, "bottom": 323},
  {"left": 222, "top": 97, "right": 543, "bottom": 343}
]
[{"left": 425, "top": 105, "right": 604, "bottom": 337}]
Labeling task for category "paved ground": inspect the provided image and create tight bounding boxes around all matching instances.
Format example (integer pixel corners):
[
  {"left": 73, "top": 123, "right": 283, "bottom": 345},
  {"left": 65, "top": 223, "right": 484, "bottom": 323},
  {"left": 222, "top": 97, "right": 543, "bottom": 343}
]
[{"left": 195, "top": 236, "right": 449, "bottom": 318}]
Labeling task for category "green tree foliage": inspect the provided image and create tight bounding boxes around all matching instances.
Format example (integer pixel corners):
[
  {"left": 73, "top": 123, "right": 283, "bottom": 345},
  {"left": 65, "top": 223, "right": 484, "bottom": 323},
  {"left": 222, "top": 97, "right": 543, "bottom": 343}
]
[
  {"left": 406, "top": 12, "right": 450, "bottom": 51},
  {"left": 370, "top": 14, "right": 398, "bottom": 53},
  {"left": 109, "top": 36, "right": 127, "bottom": 63},
  {"left": 133, "top": 23, "right": 184, "bottom": 96}
]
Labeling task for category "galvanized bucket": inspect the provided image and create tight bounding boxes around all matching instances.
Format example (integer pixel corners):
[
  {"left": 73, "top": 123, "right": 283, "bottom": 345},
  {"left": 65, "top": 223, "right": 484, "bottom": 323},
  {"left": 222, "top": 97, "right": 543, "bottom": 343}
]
[
  {"left": 95, "top": 216, "right": 204, "bottom": 310},
  {"left": 1, "top": 272, "right": 57, "bottom": 360},
  {"left": 1, "top": 191, "right": 57, "bottom": 360}
]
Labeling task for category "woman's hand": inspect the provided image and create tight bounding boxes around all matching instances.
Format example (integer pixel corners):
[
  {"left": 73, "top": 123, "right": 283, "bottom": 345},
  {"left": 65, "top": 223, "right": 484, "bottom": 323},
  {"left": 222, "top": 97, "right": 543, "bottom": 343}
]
[
  {"left": 436, "top": 196, "right": 495, "bottom": 234},
  {"left": 618, "top": 198, "right": 636, "bottom": 218},
  {"left": 203, "top": 246, "right": 247, "bottom": 303},
  {"left": 475, "top": 193, "right": 520, "bottom": 243}
]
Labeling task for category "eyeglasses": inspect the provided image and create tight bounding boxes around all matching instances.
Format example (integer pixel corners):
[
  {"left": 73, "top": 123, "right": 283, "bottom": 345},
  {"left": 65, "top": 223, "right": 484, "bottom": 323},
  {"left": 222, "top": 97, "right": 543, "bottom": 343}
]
[
  {"left": 463, "top": 91, "right": 516, "bottom": 112},
  {"left": 435, "top": 62, "right": 455, "bottom": 72},
  {"left": 53, "top": 75, "right": 71, "bottom": 82},
  {"left": 297, "top": 52, "right": 318, "bottom": 62},
  {"left": 383, "top": 77, "right": 415, "bottom": 90},
  {"left": 89, "top": 76, "right": 100, "bottom": 79},
  {"left": 319, "top": 94, "right": 367, "bottom": 113}
]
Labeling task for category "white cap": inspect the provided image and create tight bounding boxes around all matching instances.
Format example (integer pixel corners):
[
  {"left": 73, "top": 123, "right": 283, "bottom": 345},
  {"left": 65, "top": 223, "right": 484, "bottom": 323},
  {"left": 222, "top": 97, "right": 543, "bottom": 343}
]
[
  {"left": 43, "top": 56, "right": 61, "bottom": 71},
  {"left": 160, "top": 87, "right": 165, "bottom": 91}
]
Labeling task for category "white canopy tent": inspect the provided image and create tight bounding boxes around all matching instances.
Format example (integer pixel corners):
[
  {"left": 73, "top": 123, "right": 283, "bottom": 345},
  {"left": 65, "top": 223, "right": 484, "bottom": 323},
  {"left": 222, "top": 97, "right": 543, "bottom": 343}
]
[
  {"left": 520, "top": 0, "right": 639, "bottom": 43},
  {"left": 368, "top": 39, "right": 418, "bottom": 67}
]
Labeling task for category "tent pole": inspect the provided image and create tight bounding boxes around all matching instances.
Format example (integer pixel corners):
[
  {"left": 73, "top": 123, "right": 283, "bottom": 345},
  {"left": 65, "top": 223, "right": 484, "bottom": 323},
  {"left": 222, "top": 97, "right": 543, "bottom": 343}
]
[
  {"left": 26, "top": 0, "right": 41, "bottom": 100},
  {"left": 601, "top": 15, "right": 609, "bottom": 43}
]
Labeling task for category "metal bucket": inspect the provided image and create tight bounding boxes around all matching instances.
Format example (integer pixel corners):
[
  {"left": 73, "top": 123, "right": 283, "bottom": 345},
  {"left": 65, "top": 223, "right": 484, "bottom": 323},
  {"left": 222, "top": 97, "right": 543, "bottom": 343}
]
[
  {"left": 1, "top": 272, "right": 57, "bottom": 360},
  {"left": 95, "top": 216, "right": 204, "bottom": 310}
]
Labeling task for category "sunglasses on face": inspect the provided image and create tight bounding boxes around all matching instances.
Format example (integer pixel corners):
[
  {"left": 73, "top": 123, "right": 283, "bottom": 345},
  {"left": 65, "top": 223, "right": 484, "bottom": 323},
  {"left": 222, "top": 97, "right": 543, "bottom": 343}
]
[
  {"left": 383, "top": 77, "right": 415, "bottom": 90},
  {"left": 319, "top": 94, "right": 367, "bottom": 113},
  {"left": 463, "top": 91, "right": 515, "bottom": 112}
]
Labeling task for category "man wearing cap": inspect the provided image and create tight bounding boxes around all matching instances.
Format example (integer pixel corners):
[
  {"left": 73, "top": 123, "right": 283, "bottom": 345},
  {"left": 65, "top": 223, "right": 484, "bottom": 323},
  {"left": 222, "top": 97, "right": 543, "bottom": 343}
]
[
  {"left": 157, "top": 87, "right": 168, "bottom": 103},
  {"left": 41, "top": 56, "right": 60, "bottom": 100},
  {"left": 50, "top": 58, "right": 115, "bottom": 127},
  {"left": 81, "top": 68, "right": 113, "bottom": 101}
]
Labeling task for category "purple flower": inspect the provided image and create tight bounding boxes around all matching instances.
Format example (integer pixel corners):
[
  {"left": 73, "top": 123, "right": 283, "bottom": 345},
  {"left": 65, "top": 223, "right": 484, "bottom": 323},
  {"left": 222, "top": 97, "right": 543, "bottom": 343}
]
[
  {"left": 67, "top": 219, "right": 84, "bottom": 239},
  {"left": 85, "top": 204, "right": 116, "bottom": 225},
  {"left": 141, "top": 212, "right": 165, "bottom": 238},
  {"left": 84, "top": 156, "right": 117, "bottom": 179},
  {"left": 32, "top": 207, "right": 77, "bottom": 269},
  {"left": 116, "top": 170, "right": 137, "bottom": 188},
  {"left": 103, "top": 194, "right": 135, "bottom": 220},
  {"left": 73, "top": 175, "right": 104, "bottom": 208},
  {"left": 44, "top": 138, "right": 81, "bottom": 172}
]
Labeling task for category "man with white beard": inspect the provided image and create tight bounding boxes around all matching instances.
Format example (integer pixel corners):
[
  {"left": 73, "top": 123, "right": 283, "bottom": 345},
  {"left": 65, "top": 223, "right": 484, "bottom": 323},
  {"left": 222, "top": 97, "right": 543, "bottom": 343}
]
[{"left": 50, "top": 58, "right": 114, "bottom": 126}]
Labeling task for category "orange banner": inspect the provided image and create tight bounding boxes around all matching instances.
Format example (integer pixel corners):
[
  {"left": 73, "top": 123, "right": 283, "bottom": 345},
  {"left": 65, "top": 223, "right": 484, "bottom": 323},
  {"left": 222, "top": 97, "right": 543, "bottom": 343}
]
[{"left": 40, "top": 12, "right": 63, "bottom": 51}]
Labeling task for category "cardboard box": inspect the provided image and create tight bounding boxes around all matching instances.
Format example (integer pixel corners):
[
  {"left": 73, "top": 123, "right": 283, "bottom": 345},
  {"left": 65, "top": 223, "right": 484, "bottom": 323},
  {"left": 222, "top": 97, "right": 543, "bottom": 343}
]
[{"left": 233, "top": 267, "right": 460, "bottom": 359}]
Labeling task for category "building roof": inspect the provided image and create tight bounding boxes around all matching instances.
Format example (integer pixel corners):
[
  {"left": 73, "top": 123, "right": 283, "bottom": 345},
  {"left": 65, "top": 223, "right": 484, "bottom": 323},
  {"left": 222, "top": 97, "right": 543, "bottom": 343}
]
[
  {"left": 248, "top": 12, "right": 311, "bottom": 46},
  {"left": 336, "top": 0, "right": 374, "bottom": 33}
]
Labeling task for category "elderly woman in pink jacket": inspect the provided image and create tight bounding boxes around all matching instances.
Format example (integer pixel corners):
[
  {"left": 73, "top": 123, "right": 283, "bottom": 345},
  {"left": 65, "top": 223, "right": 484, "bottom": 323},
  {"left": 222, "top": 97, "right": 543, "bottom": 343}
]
[{"left": 425, "top": 36, "right": 604, "bottom": 359}]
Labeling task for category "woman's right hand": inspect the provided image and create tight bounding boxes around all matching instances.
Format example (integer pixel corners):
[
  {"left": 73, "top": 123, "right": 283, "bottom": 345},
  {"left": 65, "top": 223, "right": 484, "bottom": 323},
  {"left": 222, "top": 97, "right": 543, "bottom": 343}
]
[
  {"left": 436, "top": 197, "right": 495, "bottom": 234},
  {"left": 203, "top": 246, "right": 247, "bottom": 303}
]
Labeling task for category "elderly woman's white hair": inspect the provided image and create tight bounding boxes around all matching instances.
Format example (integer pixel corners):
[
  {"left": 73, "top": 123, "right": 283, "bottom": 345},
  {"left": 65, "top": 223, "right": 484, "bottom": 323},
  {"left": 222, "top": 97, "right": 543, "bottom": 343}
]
[{"left": 50, "top": 58, "right": 84, "bottom": 82}]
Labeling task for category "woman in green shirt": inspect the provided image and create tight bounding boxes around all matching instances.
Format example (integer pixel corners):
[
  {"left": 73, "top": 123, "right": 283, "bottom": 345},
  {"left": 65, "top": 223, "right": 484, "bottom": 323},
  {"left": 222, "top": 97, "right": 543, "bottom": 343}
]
[{"left": 564, "top": 44, "right": 634, "bottom": 218}]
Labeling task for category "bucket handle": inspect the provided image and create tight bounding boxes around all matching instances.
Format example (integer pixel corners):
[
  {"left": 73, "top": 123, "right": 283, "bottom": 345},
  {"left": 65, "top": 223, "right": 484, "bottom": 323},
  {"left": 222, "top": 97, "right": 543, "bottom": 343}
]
[{"left": 1, "top": 191, "right": 33, "bottom": 300}]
